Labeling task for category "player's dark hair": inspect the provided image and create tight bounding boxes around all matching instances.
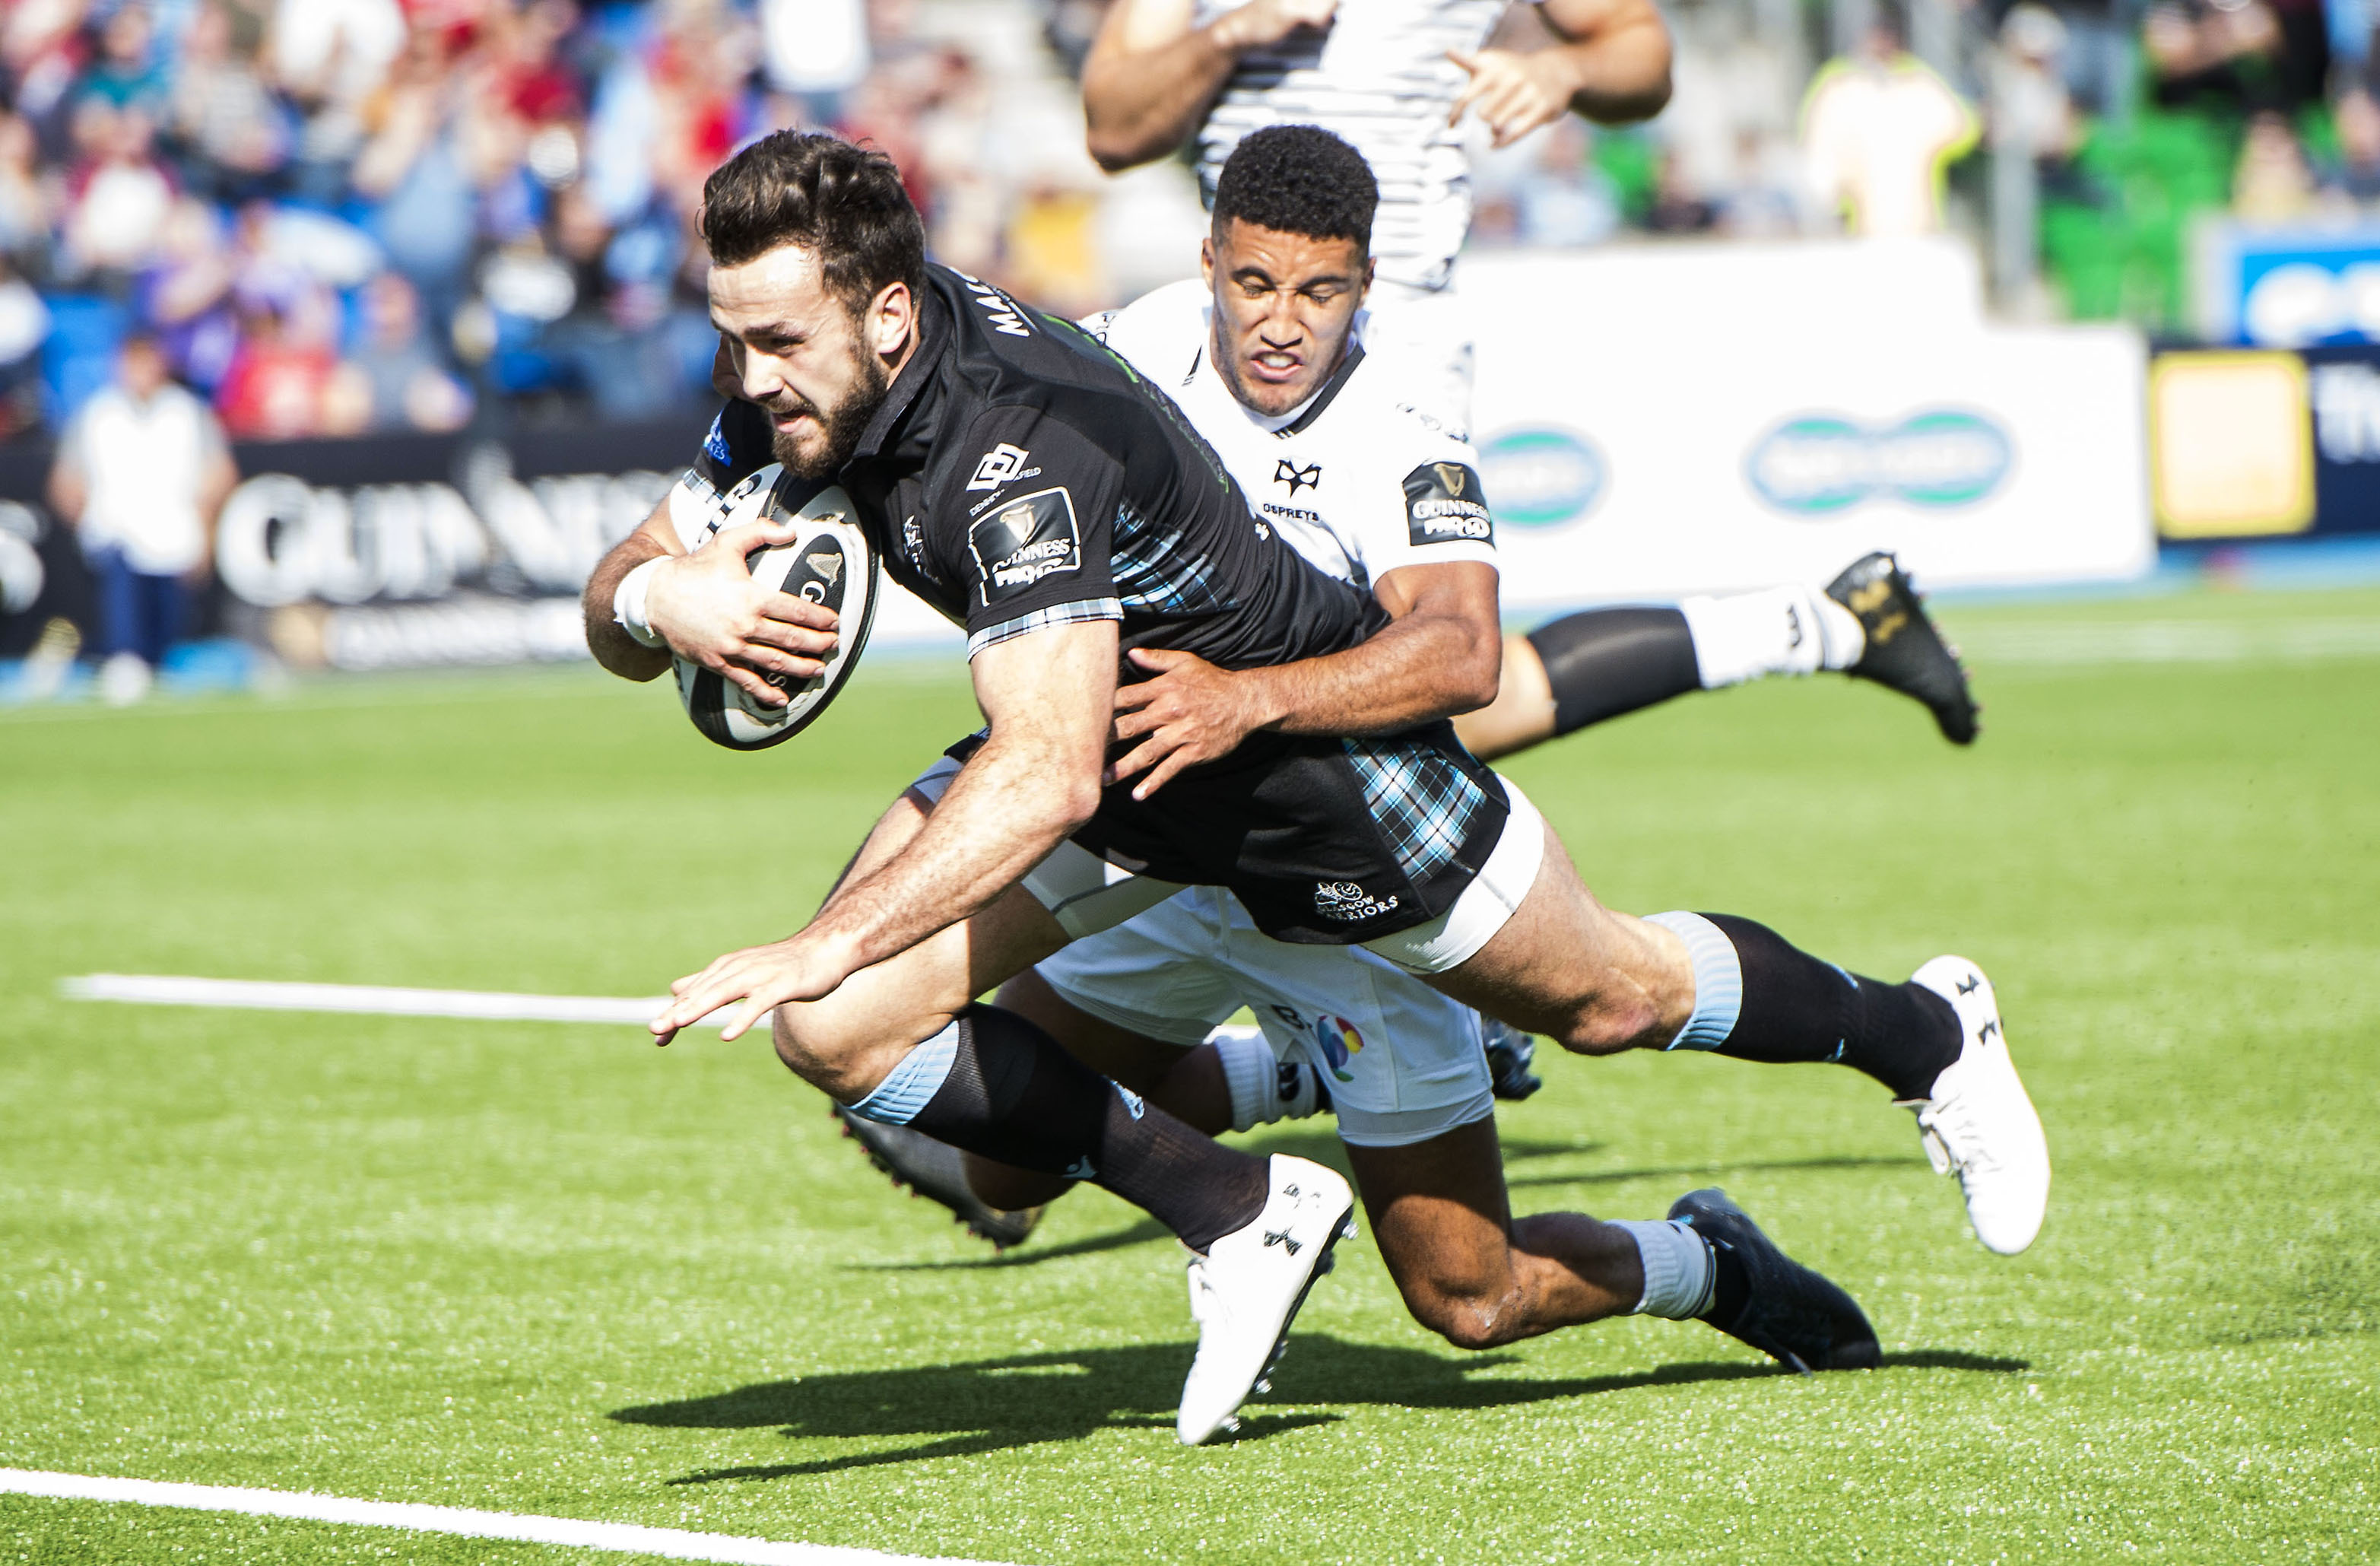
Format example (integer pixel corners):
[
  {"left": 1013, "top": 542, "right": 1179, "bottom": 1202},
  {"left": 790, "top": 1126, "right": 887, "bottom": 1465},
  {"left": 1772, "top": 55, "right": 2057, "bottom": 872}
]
[
  {"left": 700, "top": 132, "right": 927, "bottom": 310},
  {"left": 1211, "top": 125, "right": 1378, "bottom": 253}
]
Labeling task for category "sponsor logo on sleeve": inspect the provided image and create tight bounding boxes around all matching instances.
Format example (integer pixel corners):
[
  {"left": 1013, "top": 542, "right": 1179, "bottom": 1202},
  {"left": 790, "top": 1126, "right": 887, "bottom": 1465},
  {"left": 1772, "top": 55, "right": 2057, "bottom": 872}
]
[
  {"left": 701, "top": 411, "right": 731, "bottom": 465},
  {"left": 966, "top": 442, "right": 1036, "bottom": 492},
  {"left": 1273, "top": 459, "right": 1322, "bottom": 495},
  {"left": 1401, "top": 461, "right": 1494, "bottom": 545},
  {"left": 967, "top": 486, "right": 1083, "bottom": 604}
]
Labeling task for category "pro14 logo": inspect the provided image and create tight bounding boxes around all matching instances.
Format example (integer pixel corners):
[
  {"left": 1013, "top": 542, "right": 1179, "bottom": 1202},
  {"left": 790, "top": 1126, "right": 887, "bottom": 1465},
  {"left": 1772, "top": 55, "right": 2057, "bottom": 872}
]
[
  {"left": 1402, "top": 461, "right": 1493, "bottom": 546},
  {"left": 967, "top": 486, "right": 1082, "bottom": 603}
]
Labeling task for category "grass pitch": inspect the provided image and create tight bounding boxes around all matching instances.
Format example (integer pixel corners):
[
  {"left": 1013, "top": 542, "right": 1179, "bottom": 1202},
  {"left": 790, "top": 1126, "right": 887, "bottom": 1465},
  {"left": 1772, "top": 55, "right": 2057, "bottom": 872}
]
[{"left": 2, "top": 586, "right": 2376, "bottom": 1564}]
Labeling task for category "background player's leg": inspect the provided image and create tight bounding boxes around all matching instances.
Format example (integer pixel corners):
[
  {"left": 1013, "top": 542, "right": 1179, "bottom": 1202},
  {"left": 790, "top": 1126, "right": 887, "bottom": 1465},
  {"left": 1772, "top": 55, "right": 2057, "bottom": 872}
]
[
  {"left": 1347, "top": 1120, "right": 1645, "bottom": 1346},
  {"left": 1452, "top": 554, "right": 1976, "bottom": 763},
  {"left": 1454, "top": 594, "right": 1858, "bottom": 764},
  {"left": 1347, "top": 1120, "right": 1871, "bottom": 1371}
]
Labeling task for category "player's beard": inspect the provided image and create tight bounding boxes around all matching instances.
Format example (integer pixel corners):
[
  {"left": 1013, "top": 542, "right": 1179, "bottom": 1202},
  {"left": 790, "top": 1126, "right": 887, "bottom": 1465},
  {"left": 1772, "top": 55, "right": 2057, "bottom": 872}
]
[{"left": 765, "top": 341, "right": 892, "bottom": 480}]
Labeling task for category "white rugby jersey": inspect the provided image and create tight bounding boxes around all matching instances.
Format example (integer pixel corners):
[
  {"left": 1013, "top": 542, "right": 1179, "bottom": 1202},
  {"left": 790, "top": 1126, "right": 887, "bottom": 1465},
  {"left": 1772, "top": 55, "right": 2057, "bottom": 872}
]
[
  {"left": 1087, "top": 279, "right": 1496, "bottom": 589},
  {"left": 1192, "top": 0, "right": 1505, "bottom": 294}
]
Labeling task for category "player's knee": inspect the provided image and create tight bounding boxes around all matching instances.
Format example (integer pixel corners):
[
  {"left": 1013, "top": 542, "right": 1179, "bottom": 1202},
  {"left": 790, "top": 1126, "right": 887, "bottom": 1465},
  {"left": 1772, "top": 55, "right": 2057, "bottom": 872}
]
[
  {"left": 1403, "top": 1276, "right": 1525, "bottom": 1351},
  {"left": 770, "top": 1004, "right": 884, "bottom": 1099},
  {"left": 1413, "top": 1290, "right": 1520, "bottom": 1352}
]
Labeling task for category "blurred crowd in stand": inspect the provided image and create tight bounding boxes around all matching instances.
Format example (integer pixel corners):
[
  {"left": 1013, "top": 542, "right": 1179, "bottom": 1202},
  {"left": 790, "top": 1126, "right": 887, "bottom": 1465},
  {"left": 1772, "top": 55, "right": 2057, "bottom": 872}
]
[
  {"left": 5, "top": 0, "right": 2379, "bottom": 451},
  {"left": 0, "top": 0, "right": 1150, "bottom": 444},
  {"left": 1457, "top": 0, "right": 2380, "bottom": 323}
]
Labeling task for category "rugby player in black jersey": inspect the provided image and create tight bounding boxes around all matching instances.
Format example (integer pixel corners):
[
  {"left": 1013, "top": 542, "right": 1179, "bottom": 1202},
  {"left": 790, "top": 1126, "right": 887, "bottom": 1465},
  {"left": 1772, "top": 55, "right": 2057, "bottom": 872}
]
[
  {"left": 585, "top": 132, "right": 1998, "bottom": 1438},
  {"left": 826, "top": 128, "right": 2039, "bottom": 1304}
]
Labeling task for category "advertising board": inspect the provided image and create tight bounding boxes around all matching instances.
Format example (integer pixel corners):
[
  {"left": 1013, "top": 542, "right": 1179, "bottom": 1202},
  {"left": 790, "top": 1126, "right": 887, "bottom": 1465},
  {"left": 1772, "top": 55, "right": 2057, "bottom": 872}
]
[
  {"left": 2194, "top": 218, "right": 2380, "bottom": 348},
  {"left": 1459, "top": 249, "right": 2155, "bottom": 608},
  {"left": 2145, "top": 343, "right": 2380, "bottom": 540}
]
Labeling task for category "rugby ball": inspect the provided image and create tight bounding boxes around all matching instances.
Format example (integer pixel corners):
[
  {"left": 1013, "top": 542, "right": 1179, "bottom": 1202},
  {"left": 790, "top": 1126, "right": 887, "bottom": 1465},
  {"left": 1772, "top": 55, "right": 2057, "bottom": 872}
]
[{"left": 675, "top": 475, "right": 879, "bottom": 751}]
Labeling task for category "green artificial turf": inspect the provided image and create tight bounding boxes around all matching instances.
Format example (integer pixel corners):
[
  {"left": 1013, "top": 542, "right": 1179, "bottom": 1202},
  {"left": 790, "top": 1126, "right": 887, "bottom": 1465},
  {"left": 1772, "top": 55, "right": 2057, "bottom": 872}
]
[{"left": 2, "top": 586, "right": 2375, "bottom": 1564}]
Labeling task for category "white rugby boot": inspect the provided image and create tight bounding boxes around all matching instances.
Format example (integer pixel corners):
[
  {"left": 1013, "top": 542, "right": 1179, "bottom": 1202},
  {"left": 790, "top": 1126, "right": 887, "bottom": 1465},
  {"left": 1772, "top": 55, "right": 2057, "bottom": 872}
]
[
  {"left": 1904, "top": 957, "right": 2051, "bottom": 1255},
  {"left": 1176, "top": 1154, "right": 1357, "bottom": 1445}
]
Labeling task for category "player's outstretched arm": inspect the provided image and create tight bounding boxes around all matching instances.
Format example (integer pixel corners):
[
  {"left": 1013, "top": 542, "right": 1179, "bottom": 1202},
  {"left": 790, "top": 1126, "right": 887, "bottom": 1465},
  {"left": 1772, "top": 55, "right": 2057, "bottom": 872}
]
[
  {"left": 1083, "top": 0, "right": 1341, "bottom": 171},
  {"left": 1109, "top": 559, "right": 1500, "bottom": 797},
  {"left": 1449, "top": 0, "right": 1671, "bottom": 147},
  {"left": 649, "top": 621, "right": 1119, "bottom": 1043}
]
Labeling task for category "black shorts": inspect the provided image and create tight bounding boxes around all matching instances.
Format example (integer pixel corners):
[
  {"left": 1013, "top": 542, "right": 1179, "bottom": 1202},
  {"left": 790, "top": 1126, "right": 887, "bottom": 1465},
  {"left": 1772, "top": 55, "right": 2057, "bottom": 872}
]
[{"left": 944, "top": 721, "right": 1509, "bottom": 944}]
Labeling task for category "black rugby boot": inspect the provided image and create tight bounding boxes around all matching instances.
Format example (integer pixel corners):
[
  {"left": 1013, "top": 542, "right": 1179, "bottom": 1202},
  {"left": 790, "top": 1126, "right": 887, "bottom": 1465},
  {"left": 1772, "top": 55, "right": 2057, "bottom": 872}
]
[
  {"left": 1825, "top": 551, "right": 1979, "bottom": 745},
  {"left": 1483, "top": 1018, "right": 1544, "bottom": 1101},
  {"left": 836, "top": 1106, "right": 1044, "bottom": 1250},
  {"left": 1669, "top": 1187, "right": 1880, "bottom": 1374}
]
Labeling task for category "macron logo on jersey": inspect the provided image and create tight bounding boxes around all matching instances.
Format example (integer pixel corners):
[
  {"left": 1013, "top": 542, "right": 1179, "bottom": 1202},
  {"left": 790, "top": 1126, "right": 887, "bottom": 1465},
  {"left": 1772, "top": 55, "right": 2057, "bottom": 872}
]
[
  {"left": 959, "top": 272, "right": 1035, "bottom": 337},
  {"left": 966, "top": 443, "right": 1034, "bottom": 491}
]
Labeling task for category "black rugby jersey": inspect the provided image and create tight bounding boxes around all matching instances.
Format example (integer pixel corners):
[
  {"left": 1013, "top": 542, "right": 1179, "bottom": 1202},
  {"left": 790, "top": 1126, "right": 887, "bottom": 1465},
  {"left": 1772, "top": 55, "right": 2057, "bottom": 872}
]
[{"left": 687, "top": 265, "right": 1389, "bottom": 672}]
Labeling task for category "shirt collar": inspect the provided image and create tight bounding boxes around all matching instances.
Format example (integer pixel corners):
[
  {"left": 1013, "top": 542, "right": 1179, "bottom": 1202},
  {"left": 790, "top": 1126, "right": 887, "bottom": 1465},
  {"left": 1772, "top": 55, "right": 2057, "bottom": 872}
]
[{"left": 848, "top": 275, "right": 951, "bottom": 465}]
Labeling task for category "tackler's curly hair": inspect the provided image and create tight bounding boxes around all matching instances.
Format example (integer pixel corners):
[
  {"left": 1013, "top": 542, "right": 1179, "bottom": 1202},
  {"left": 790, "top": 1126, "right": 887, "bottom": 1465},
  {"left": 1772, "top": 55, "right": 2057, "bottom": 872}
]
[
  {"left": 1211, "top": 125, "right": 1379, "bottom": 253},
  {"left": 699, "top": 132, "right": 927, "bottom": 310}
]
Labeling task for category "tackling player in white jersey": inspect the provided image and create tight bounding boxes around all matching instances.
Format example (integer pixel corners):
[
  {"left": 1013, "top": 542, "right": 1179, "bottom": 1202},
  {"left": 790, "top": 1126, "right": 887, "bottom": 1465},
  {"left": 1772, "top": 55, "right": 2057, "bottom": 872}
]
[
  {"left": 1081, "top": 0, "right": 1978, "bottom": 755},
  {"left": 833, "top": 132, "right": 2046, "bottom": 1373}
]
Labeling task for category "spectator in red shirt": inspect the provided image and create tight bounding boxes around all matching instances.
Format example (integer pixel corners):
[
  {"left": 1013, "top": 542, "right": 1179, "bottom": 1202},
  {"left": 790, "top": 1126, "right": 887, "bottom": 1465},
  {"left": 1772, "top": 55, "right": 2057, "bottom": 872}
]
[{"left": 215, "top": 300, "right": 334, "bottom": 439}]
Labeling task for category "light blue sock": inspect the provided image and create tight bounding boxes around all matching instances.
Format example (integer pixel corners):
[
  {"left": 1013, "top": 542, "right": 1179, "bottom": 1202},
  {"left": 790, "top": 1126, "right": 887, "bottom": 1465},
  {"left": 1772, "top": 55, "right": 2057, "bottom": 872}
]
[
  {"left": 1612, "top": 1218, "right": 1716, "bottom": 1318},
  {"left": 1644, "top": 910, "right": 1743, "bottom": 1052},
  {"left": 846, "top": 1021, "right": 961, "bottom": 1125}
]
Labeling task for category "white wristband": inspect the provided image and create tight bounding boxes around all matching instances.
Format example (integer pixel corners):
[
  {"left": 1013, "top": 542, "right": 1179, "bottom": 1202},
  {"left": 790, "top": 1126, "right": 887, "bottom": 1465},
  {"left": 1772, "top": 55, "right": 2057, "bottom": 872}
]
[{"left": 613, "top": 556, "right": 668, "bottom": 650}]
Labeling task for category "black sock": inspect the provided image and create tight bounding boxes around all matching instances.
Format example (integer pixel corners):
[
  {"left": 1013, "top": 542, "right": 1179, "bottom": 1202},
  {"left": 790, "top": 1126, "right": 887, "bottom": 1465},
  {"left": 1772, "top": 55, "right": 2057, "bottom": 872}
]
[
  {"left": 899, "top": 1004, "right": 1270, "bottom": 1250},
  {"left": 1525, "top": 607, "right": 1703, "bottom": 737},
  {"left": 1700, "top": 915, "right": 1963, "bottom": 1100}
]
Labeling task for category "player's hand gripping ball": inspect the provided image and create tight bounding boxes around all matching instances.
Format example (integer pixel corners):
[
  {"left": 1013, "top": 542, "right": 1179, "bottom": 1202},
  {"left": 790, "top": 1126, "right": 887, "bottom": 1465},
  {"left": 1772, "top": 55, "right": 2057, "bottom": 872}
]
[{"left": 675, "top": 475, "right": 879, "bottom": 751}]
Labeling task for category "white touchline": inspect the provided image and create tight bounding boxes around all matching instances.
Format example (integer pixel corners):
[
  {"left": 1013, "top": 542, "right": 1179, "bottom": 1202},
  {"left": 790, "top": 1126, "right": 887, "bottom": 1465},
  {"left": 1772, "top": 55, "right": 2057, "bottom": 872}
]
[
  {"left": 60, "top": 974, "right": 738, "bottom": 1031},
  {"left": 0, "top": 1469, "right": 1008, "bottom": 1566}
]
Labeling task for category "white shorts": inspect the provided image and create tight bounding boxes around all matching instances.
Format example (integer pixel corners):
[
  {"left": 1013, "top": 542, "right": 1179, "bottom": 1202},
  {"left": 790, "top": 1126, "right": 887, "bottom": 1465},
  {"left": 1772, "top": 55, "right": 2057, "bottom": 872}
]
[
  {"left": 1037, "top": 885, "right": 1496, "bottom": 1148},
  {"left": 907, "top": 760, "right": 1546, "bottom": 976}
]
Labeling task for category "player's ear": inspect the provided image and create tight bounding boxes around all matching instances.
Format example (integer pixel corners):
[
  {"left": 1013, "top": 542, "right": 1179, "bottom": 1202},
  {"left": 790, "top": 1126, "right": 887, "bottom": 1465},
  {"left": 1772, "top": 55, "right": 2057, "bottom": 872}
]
[
  {"left": 1200, "top": 235, "right": 1216, "bottom": 287},
  {"left": 867, "top": 281, "right": 915, "bottom": 359}
]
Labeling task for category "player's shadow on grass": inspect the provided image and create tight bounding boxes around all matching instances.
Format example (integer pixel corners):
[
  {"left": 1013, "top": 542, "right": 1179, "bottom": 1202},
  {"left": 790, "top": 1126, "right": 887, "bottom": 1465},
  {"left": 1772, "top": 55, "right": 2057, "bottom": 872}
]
[
  {"left": 613, "top": 1335, "right": 1902, "bottom": 1483},
  {"left": 860, "top": 1150, "right": 1906, "bottom": 1274},
  {"left": 852, "top": 1215, "right": 1176, "bottom": 1272},
  {"left": 1887, "top": 1350, "right": 2030, "bottom": 1374},
  {"left": 1503, "top": 1153, "right": 1908, "bottom": 1191}
]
